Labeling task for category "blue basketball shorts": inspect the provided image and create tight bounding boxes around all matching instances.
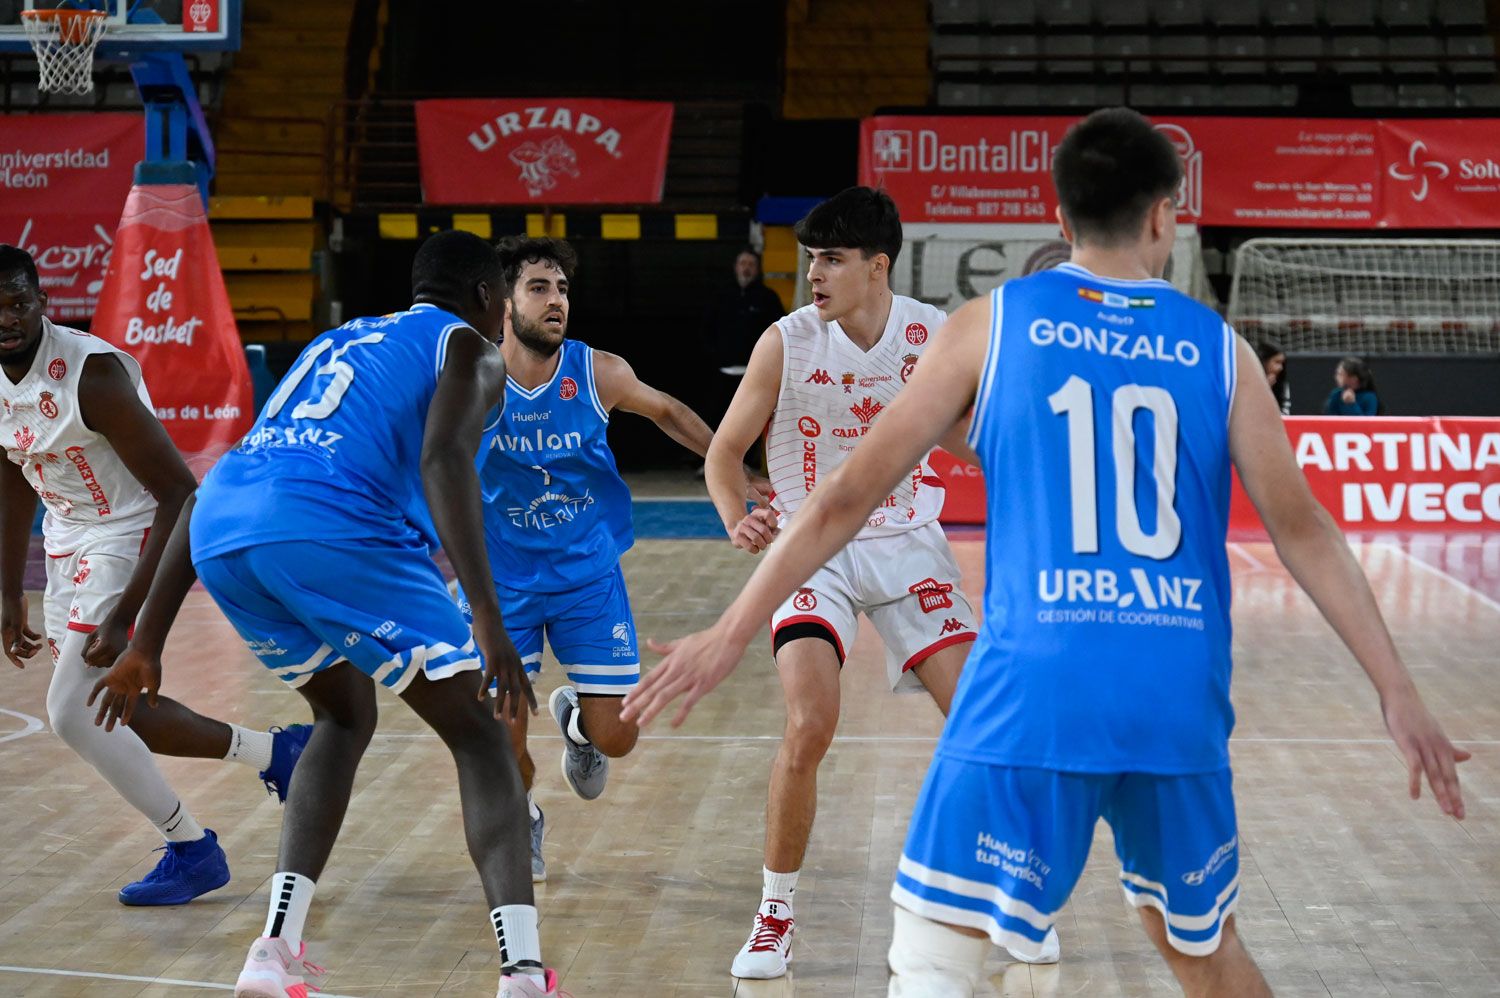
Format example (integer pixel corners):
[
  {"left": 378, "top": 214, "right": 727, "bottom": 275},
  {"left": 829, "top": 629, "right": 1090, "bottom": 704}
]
[
  {"left": 458, "top": 565, "right": 639, "bottom": 696},
  {"left": 196, "top": 537, "right": 481, "bottom": 695},
  {"left": 892, "top": 753, "right": 1240, "bottom": 959}
]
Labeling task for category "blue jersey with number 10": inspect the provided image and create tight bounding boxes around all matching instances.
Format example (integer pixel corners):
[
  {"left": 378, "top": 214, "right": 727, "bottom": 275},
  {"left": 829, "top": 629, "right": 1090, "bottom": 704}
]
[
  {"left": 944, "top": 263, "right": 1239, "bottom": 775},
  {"left": 193, "top": 304, "right": 492, "bottom": 562}
]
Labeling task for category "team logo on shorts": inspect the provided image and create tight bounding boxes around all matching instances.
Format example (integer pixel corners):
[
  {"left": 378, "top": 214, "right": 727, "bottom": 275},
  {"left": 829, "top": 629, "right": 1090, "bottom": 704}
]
[
  {"left": 900, "top": 353, "right": 918, "bottom": 383},
  {"left": 798, "top": 416, "right": 820, "bottom": 437},
  {"left": 792, "top": 588, "right": 818, "bottom": 612},
  {"left": 72, "top": 558, "right": 91, "bottom": 586},
  {"left": 559, "top": 377, "right": 579, "bottom": 400},
  {"left": 908, "top": 578, "right": 955, "bottom": 614},
  {"left": 905, "top": 322, "right": 928, "bottom": 346},
  {"left": 344, "top": 631, "right": 362, "bottom": 648},
  {"left": 38, "top": 392, "right": 58, "bottom": 419},
  {"left": 47, "top": 357, "right": 66, "bottom": 381}
]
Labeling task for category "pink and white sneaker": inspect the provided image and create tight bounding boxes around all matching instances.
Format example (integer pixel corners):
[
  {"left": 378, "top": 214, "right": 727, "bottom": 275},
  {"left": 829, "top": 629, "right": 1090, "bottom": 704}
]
[
  {"left": 234, "top": 936, "right": 326, "bottom": 997},
  {"left": 731, "top": 899, "right": 794, "bottom": 979},
  {"left": 496, "top": 968, "right": 562, "bottom": 997}
]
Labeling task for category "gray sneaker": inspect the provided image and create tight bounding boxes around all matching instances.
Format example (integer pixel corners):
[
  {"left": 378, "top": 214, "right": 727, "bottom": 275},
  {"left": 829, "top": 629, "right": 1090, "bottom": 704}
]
[
  {"left": 530, "top": 804, "right": 546, "bottom": 883},
  {"left": 549, "top": 685, "right": 609, "bottom": 800}
]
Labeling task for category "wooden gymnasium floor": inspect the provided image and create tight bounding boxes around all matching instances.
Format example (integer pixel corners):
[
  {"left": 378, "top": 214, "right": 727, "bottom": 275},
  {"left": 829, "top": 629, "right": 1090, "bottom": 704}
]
[{"left": 0, "top": 507, "right": 1496, "bottom": 996}]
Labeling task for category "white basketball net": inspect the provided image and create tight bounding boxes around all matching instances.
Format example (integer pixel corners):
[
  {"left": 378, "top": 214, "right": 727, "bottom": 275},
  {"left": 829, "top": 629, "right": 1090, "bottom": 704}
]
[{"left": 22, "top": 9, "right": 111, "bottom": 96}]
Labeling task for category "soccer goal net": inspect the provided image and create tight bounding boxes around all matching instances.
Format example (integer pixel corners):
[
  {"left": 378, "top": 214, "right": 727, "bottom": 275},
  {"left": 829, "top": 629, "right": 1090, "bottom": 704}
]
[{"left": 1227, "top": 238, "right": 1500, "bottom": 355}]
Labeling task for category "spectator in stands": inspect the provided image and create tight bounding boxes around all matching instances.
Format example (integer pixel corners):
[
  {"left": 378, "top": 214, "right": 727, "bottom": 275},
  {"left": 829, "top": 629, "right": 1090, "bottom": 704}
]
[
  {"left": 698, "top": 248, "right": 785, "bottom": 472},
  {"left": 1256, "top": 339, "right": 1290, "bottom": 415},
  {"left": 1323, "top": 356, "right": 1382, "bottom": 416}
]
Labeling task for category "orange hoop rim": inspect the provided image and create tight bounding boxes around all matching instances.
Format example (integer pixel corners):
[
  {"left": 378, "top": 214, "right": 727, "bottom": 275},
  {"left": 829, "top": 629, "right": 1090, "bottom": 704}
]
[{"left": 20, "top": 8, "right": 110, "bottom": 24}]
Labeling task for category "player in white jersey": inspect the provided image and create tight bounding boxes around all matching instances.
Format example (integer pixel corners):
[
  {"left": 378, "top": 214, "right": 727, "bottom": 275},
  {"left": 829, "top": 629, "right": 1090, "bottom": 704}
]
[
  {"left": 625, "top": 111, "right": 1467, "bottom": 997},
  {"left": 694, "top": 188, "right": 1047, "bottom": 979},
  {"left": 0, "top": 245, "right": 309, "bottom": 907}
]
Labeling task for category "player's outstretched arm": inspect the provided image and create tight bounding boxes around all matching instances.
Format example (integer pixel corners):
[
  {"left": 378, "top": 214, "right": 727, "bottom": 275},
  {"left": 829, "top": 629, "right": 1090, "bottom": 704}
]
[
  {"left": 90, "top": 491, "right": 201, "bottom": 729},
  {"left": 622, "top": 296, "right": 991, "bottom": 729},
  {"left": 423, "top": 329, "right": 533, "bottom": 721},
  {"left": 0, "top": 460, "right": 42, "bottom": 668},
  {"left": 594, "top": 350, "right": 772, "bottom": 506},
  {"left": 78, "top": 353, "right": 198, "bottom": 671},
  {"left": 707, "top": 326, "right": 783, "bottom": 552},
  {"left": 1228, "top": 335, "right": 1468, "bottom": 819}
]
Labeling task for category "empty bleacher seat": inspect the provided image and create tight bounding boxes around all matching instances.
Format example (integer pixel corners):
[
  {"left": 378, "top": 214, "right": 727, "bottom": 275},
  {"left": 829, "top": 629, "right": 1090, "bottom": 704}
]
[
  {"left": 1216, "top": 82, "right": 1299, "bottom": 105},
  {"left": 932, "top": 0, "right": 983, "bottom": 26},
  {"left": 936, "top": 80, "right": 984, "bottom": 105},
  {"left": 1454, "top": 82, "right": 1500, "bottom": 106},
  {"left": 1099, "top": 0, "right": 1151, "bottom": 28},
  {"left": 1045, "top": 83, "right": 1105, "bottom": 106},
  {"left": 1046, "top": 0, "right": 1094, "bottom": 27},
  {"left": 932, "top": 34, "right": 986, "bottom": 72},
  {"left": 1389, "top": 35, "right": 1443, "bottom": 74},
  {"left": 985, "top": 0, "right": 1036, "bottom": 27},
  {"left": 1437, "top": 0, "right": 1487, "bottom": 29},
  {"left": 1207, "top": 0, "right": 1261, "bottom": 28},
  {"left": 1396, "top": 82, "right": 1454, "bottom": 106},
  {"left": 1157, "top": 35, "right": 1210, "bottom": 74},
  {"left": 1325, "top": 0, "right": 1378, "bottom": 27},
  {"left": 987, "top": 82, "right": 1042, "bottom": 105},
  {"left": 1445, "top": 34, "right": 1496, "bottom": 78},
  {"left": 1099, "top": 35, "right": 1153, "bottom": 73},
  {"left": 1042, "top": 34, "right": 1095, "bottom": 74},
  {"left": 1332, "top": 35, "right": 1385, "bottom": 75},
  {"left": 991, "top": 33, "right": 1040, "bottom": 74},
  {"left": 1266, "top": 0, "right": 1319, "bottom": 28},
  {"left": 1379, "top": 0, "right": 1433, "bottom": 28},
  {"left": 1271, "top": 35, "right": 1323, "bottom": 74},
  {"left": 1351, "top": 82, "right": 1397, "bottom": 105},
  {"left": 1216, "top": 35, "right": 1268, "bottom": 75},
  {"left": 1151, "top": 0, "right": 1206, "bottom": 26}
]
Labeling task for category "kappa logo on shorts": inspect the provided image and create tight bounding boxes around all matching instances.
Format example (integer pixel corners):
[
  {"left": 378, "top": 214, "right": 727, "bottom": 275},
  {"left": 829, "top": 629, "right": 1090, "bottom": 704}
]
[
  {"left": 939, "top": 616, "right": 968, "bottom": 634},
  {"left": 559, "top": 377, "right": 579, "bottom": 401},
  {"left": 1182, "top": 834, "right": 1237, "bottom": 886},
  {"left": 908, "top": 578, "right": 955, "bottom": 614},
  {"left": 344, "top": 631, "right": 362, "bottom": 648},
  {"left": 792, "top": 588, "right": 818, "bottom": 612}
]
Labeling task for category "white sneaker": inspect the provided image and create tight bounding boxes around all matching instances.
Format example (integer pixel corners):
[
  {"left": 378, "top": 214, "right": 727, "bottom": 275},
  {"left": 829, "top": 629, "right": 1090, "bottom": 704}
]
[
  {"left": 1006, "top": 926, "right": 1061, "bottom": 965},
  {"left": 234, "top": 936, "right": 326, "bottom": 997},
  {"left": 730, "top": 899, "right": 794, "bottom": 979},
  {"left": 496, "top": 968, "right": 560, "bottom": 997}
]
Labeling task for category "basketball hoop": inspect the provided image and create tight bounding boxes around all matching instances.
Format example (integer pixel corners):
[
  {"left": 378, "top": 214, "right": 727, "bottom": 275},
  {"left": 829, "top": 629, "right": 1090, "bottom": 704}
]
[{"left": 21, "top": 8, "right": 111, "bottom": 96}]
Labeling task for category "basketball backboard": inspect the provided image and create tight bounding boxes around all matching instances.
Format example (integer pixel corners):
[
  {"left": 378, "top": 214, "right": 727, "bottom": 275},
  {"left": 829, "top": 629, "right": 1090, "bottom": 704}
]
[{"left": 0, "top": 0, "right": 240, "bottom": 56}]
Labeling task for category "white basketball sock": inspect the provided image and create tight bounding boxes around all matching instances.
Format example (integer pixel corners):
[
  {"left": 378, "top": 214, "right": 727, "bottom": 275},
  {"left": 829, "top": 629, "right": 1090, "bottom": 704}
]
[
  {"left": 763, "top": 866, "right": 799, "bottom": 906},
  {"left": 156, "top": 801, "right": 206, "bottom": 843},
  {"left": 224, "top": 724, "right": 274, "bottom": 772},
  {"left": 492, "top": 904, "right": 545, "bottom": 984},
  {"left": 264, "top": 872, "right": 316, "bottom": 950},
  {"left": 887, "top": 905, "right": 988, "bottom": 998}
]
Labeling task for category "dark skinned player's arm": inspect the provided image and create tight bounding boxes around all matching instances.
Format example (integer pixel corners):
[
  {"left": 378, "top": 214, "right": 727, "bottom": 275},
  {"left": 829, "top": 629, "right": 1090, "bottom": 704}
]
[
  {"left": 77, "top": 353, "right": 197, "bottom": 662},
  {"left": 0, "top": 459, "right": 41, "bottom": 667}
]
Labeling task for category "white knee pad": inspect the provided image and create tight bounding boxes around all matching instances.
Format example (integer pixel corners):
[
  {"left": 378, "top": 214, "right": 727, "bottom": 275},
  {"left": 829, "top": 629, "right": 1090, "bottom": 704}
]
[{"left": 887, "top": 905, "right": 989, "bottom": 998}]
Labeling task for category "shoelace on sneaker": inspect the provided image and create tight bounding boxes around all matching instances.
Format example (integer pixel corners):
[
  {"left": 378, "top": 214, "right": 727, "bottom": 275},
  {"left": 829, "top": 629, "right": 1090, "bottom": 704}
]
[
  {"left": 140, "top": 843, "right": 183, "bottom": 881},
  {"left": 576, "top": 748, "right": 605, "bottom": 780},
  {"left": 746, "top": 913, "right": 793, "bottom": 953}
]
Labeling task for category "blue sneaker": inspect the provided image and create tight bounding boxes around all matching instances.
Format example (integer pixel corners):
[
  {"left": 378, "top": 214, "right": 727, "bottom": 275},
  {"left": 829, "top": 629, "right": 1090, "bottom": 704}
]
[
  {"left": 260, "top": 724, "right": 312, "bottom": 803},
  {"left": 118, "top": 828, "right": 230, "bottom": 906}
]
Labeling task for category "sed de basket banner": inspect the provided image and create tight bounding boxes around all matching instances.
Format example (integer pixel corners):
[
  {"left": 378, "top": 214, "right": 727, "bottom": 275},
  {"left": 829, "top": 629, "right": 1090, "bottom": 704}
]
[
  {"left": 416, "top": 98, "right": 674, "bottom": 205},
  {"left": 861, "top": 115, "right": 1500, "bottom": 229},
  {"left": 1, "top": 113, "right": 144, "bottom": 321}
]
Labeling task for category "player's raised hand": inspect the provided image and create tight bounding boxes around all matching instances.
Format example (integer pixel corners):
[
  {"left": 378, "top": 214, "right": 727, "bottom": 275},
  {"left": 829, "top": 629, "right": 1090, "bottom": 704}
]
[
  {"left": 87, "top": 645, "right": 162, "bottom": 731},
  {"left": 625, "top": 626, "right": 745, "bottom": 728},
  {"left": 1, "top": 594, "right": 41, "bottom": 669},
  {"left": 1382, "top": 687, "right": 1469, "bottom": 819},
  {"left": 473, "top": 611, "right": 536, "bottom": 722},
  {"left": 730, "top": 507, "right": 780, "bottom": 554}
]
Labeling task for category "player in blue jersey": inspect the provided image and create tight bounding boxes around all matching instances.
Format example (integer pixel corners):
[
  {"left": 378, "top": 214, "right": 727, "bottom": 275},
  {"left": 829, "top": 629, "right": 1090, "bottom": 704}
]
[
  {"left": 92, "top": 231, "right": 563, "bottom": 998},
  {"left": 623, "top": 109, "right": 1468, "bottom": 997},
  {"left": 464, "top": 235, "right": 765, "bottom": 882}
]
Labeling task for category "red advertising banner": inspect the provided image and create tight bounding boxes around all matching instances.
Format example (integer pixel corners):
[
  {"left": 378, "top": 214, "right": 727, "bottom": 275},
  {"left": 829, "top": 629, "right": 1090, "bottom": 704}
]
[
  {"left": 416, "top": 98, "right": 674, "bottom": 205},
  {"left": 1, "top": 114, "right": 143, "bottom": 321},
  {"left": 937, "top": 418, "right": 1500, "bottom": 532},
  {"left": 91, "top": 184, "right": 253, "bottom": 477},
  {"left": 862, "top": 116, "right": 1500, "bottom": 230}
]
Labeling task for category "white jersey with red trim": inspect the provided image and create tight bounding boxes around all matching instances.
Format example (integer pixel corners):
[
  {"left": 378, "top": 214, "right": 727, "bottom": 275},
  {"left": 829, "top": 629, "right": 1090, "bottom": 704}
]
[
  {"left": 0, "top": 318, "right": 157, "bottom": 555},
  {"left": 766, "top": 295, "right": 947, "bottom": 539}
]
